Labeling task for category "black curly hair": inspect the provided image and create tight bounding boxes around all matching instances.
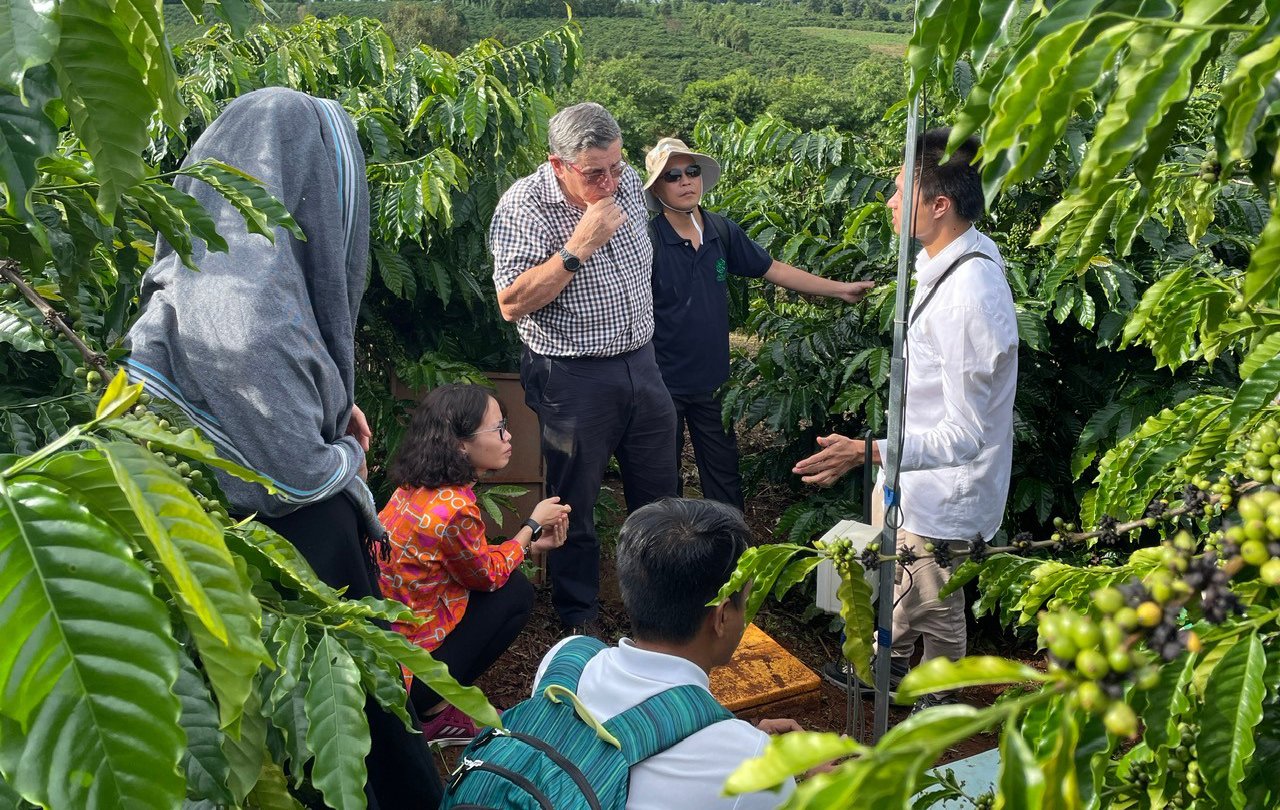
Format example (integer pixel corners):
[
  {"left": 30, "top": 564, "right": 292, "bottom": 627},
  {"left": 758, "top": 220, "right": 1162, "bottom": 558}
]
[{"left": 386, "top": 383, "right": 502, "bottom": 489}]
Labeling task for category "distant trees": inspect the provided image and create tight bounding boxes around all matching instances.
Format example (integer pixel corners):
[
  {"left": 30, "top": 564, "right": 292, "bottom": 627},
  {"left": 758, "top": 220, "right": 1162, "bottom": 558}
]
[
  {"left": 686, "top": 5, "right": 752, "bottom": 52},
  {"left": 483, "top": 0, "right": 639, "bottom": 17},
  {"left": 572, "top": 49, "right": 904, "bottom": 154},
  {"left": 387, "top": 0, "right": 472, "bottom": 53}
]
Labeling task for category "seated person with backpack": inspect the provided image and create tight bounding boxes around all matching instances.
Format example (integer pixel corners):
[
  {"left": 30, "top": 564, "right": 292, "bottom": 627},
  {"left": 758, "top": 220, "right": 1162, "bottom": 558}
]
[
  {"left": 644, "top": 138, "right": 874, "bottom": 511},
  {"left": 379, "top": 383, "right": 570, "bottom": 746},
  {"left": 443, "top": 497, "right": 800, "bottom": 809}
]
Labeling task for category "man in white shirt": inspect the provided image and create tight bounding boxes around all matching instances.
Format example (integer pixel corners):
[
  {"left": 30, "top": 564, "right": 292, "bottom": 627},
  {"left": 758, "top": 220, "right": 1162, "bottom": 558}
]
[
  {"left": 791, "top": 128, "right": 1019, "bottom": 695},
  {"left": 534, "top": 498, "right": 800, "bottom": 809}
]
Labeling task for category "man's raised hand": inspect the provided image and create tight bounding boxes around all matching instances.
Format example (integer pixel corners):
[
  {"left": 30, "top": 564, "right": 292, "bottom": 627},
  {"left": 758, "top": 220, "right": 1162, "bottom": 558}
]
[
  {"left": 835, "top": 280, "right": 876, "bottom": 304},
  {"left": 569, "top": 197, "right": 627, "bottom": 258},
  {"left": 792, "top": 434, "right": 866, "bottom": 487}
]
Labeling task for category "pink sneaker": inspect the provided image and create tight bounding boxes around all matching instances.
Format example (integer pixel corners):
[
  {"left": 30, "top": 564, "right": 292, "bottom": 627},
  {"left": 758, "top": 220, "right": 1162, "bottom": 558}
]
[{"left": 421, "top": 705, "right": 480, "bottom": 747}]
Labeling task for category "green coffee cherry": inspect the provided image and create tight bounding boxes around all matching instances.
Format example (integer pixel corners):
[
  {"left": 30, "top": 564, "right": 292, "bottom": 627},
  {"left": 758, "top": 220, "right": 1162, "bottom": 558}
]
[
  {"left": 1069, "top": 617, "right": 1102, "bottom": 649},
  {"left": 1107, "top": 648, "right": 1133, "bottom": 674},
  {"left": 1104, "top": 702, "right": 1138, "bottom": 737},
  {"left": 1241, "top": 539, "right": 1270, "bottom": 567},
  {"left": 1076, "top": 649, "right": 1109, "bottom": 680},
  {"left": 1114, "top": 607, "right": 1139, "bottom": 631},
  {"left": 1261, "top": 558, "right": 1280, "bottom": 586},
  {"left": 1094, "top": 587, "right": 1125, "bottom": 615},
  {"left": 1077, "top": 681, "right": 1106, "bottom": 712}
]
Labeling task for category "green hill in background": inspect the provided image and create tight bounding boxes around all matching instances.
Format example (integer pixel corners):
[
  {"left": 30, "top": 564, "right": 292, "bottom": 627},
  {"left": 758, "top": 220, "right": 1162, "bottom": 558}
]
[{"left": 162, "top": 0, "right": 909, "bottom": 149}]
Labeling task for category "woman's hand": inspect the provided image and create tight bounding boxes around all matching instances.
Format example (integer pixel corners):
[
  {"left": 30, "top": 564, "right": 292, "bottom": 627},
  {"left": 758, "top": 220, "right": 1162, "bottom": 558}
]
[
  {"left": 527, "top": 497, "right": 571, "bottom": 554},
  {"left": 531, "top": 518, "right": 568, "bottom": 554},
  {"left": 531, "top": 496, "right": 571, "bottom": 526}
]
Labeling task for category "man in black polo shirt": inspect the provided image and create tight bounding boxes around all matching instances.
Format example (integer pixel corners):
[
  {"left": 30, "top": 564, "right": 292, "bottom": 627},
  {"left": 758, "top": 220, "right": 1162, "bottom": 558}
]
[
  {"left": 645, "top": 138, "right": 873, "bottom": 510},
  {"left": 490, "top": 104, "right": 679, "bottom": 635}
]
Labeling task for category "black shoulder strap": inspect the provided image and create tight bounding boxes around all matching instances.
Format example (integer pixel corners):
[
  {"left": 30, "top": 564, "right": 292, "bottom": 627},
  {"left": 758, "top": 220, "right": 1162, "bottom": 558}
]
[
  {"left": 908, "top": 251, "right": 994, "bottom": 328},
  {"left": 701, "top": 208, "right": 732, "bottom": 247}
]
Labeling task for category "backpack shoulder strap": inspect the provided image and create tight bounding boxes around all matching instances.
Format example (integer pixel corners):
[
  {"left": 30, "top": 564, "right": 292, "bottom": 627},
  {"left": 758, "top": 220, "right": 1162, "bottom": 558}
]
[
  {"left": 702, "top": 209, "right": 732, "bottom": 248},
  {"left": 908, "top": 251, "right": 995, "bottom": 328},
  {"left": 535, "top": 636, "right": 608, "bottom": 692},
  {"left": 603, "top": 684, "right": 734, "bottom": 767},
  {"left": 647, "top": 214, "right": 660, "bottom": 255}
]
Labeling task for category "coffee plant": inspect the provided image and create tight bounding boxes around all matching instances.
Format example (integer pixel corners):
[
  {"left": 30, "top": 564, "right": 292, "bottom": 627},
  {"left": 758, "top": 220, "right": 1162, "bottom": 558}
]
[
  {"left": 0, "top": 4, "right": 581, "bottom": 494},
  {"left": 0, "top": 0, "right": 580, "bottom": 805},
  {"left": 1, "top": 372, "right": 499, "bottom": 808},
  {"left": 709, "top": 2, "right": 1272, "bottom": 544},
  {"left": 162, "top": 13, "right": 583, "bottom": 499},
  {"left": 714, "top": 0, "right": 1280, "bottom": 806}
]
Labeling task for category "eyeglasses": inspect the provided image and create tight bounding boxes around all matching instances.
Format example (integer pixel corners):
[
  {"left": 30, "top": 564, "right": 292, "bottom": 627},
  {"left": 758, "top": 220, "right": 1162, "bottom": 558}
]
[
  {"left": 659, "top": 164, "right": 703, "bottom": 183},
  {"left": 469, "top": 419, "right": 509, "bottom": 440},
  {"left": 566, "top": 159, "right": 627, "bottom": 185}
]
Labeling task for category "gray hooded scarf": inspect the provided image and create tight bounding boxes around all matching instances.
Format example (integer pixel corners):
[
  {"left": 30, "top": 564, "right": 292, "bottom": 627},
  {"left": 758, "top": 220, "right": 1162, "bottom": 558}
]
[{"left": 125, "top": 87, "right": 382, "bottom": 539}]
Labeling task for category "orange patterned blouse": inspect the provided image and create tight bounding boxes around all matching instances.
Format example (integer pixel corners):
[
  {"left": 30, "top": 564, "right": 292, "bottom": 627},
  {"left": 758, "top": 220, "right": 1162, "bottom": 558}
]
[{"left": 378, "top": 485, "right": 525, "bottom": 653}]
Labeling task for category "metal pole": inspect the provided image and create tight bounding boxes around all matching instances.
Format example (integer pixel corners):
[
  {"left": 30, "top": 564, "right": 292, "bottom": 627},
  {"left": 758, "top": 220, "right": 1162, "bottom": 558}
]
[{"left": 872, "top": 91, "right": 921, "bottom": 741}]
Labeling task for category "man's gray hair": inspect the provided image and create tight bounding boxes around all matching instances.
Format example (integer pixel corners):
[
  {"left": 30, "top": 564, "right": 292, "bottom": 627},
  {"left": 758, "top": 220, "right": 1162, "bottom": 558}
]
[{"left": 548, "top": 102, "right": 622, "bottom": 160}]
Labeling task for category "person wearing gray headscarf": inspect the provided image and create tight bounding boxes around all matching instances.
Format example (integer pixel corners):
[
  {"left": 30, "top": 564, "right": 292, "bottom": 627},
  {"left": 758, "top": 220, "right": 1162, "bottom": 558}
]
[
  {"left": 126, "top": 86, "right": 378, "bottom": 544},
  {"left": 125, "top": 87, "right": 443, "bottom": 808}
]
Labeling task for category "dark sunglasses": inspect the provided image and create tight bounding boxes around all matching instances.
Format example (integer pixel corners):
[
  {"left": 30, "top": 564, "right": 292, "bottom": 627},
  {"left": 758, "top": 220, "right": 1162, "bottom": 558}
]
[{"left": 659, "top": 164, "right": 703, "bottom": 183}]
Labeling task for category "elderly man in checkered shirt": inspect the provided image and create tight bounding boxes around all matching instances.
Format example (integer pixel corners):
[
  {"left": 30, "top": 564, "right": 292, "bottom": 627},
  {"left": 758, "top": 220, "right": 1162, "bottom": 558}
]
[{"left": 490, "top": 102, "right": 679, "bottom": 635}]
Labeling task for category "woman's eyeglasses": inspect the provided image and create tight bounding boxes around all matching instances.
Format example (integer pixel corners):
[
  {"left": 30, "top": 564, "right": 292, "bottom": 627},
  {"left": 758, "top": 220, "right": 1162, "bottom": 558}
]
[
  {"left": 659, "top": 164, "right": 703, "bottom": 183},
  {"left": 469, "top": 419, "right": 509, "bottom": 440}
]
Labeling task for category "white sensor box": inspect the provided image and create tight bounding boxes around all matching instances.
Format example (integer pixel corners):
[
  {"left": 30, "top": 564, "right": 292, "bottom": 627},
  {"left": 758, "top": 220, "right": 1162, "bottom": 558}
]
[{"left": 814, "top": 519, "right": 883, "bottom": 614}]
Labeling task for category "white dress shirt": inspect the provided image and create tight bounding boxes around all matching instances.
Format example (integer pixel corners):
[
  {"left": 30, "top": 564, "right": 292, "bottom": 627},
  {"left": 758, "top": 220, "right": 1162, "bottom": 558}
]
[
  {"left": 875, "top": 227, "right": 1018, "bottom": 541},
  {"left": 534, "top": 638, "right": 795, "bottom": 810}
]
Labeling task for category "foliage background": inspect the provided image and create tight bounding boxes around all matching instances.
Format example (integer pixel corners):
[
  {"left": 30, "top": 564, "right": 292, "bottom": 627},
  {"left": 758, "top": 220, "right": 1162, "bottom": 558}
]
[{"left": 3, "top": 0, "right": 1280, "bottom": 806}]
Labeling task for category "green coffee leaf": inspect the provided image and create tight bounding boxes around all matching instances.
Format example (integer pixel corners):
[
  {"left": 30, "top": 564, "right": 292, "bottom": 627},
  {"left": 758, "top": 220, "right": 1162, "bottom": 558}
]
[
  {"left": 1200, "top": 634, "right": 1266, "bottom": 810},
  {"left": 896, "top": 656, "right": 1049, "bottom": 703},
  {"left": 181, "top": 159, "right": 304, "bottom": 242},
  {"left": 0, "top": 477, "right": 184, "bottom": 808},
  {"left": 306, "top": 631, "right": 371, "bottom": 810},
  {"left": 724, "top": 731, "right": 863, "bottom": 795}
]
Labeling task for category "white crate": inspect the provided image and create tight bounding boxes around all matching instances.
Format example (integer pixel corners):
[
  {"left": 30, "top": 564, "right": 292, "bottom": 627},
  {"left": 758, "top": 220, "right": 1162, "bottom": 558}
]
[{"left": 815, "top": 519, "right": 884, "bottom": 614}]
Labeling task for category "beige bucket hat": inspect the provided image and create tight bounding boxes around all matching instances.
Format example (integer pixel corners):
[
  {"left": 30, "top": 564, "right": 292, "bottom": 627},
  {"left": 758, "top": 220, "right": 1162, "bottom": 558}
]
[{"left": 643, "top": 137, "right": 722, "bottom": 211}]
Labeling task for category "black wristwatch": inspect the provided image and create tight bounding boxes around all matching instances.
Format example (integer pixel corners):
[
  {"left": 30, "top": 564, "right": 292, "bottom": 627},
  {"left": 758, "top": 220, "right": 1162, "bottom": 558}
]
[
  {"left": 521, "top": 517, "right": 544, "bottom": 541},
  {"left": 558, "top": 247, "right": 582, "bottom": 272}
]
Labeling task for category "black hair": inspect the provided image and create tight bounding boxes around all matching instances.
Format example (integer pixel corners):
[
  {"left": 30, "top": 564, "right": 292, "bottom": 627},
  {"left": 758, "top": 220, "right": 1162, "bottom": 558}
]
[
  {"left": 386, "top": 383, "right": 499, "bottom": 489},
  {"left": 914, "top": 127, "right": 984, "bottom": 223},
  {"left": 615, "top": 498, "right": 752, "bottom": 644}
]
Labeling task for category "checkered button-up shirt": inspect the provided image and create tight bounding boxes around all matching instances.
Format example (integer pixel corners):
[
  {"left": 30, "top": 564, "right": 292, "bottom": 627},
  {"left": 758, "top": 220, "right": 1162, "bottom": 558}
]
[{"left": 490, "top": 163, "right": 654, "bottom": 357}]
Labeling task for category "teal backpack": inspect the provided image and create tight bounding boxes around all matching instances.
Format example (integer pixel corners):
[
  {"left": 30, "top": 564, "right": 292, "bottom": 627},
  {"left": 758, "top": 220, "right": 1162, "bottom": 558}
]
[{"left": 441, "top": 636, "right": 734, "bottom": 810}]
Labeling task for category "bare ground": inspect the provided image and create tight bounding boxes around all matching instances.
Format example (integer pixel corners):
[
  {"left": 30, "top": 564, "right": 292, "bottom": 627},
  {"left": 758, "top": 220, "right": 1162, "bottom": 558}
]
[{"left": 434, "top": 429, "right": 1030, "bottom": 779}]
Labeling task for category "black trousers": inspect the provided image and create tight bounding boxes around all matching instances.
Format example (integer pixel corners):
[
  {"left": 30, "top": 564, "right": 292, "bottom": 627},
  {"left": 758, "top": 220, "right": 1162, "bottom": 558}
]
[
  {"left": 672, "top": 390, "right": 745, "bottom": 511},
  {"left": 262, "top": 495, "right": 444, "bottom": 810},
  {"left": 520, "top": 342, "right": 679, "bottom": 626},
  {"left": 408, "top": 570, "right": 534, "bottom": 714}
]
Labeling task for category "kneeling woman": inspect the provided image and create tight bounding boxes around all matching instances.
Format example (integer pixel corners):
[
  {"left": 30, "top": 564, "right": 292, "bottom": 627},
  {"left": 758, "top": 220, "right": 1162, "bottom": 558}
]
[{"left": 379, "top": 384, "right": 570, "bottom": 745}]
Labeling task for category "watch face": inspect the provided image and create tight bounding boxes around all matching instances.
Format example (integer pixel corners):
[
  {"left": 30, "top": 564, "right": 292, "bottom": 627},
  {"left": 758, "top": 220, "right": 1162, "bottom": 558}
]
[{"left": 560, "top": 249, "right": 581, "bottom": 271}]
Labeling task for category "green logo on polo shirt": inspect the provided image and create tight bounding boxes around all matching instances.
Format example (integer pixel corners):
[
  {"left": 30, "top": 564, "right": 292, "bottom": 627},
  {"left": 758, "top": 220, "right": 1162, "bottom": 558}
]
[{"left": 715, "top": 257, "right": 726, "bottom": 283}]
